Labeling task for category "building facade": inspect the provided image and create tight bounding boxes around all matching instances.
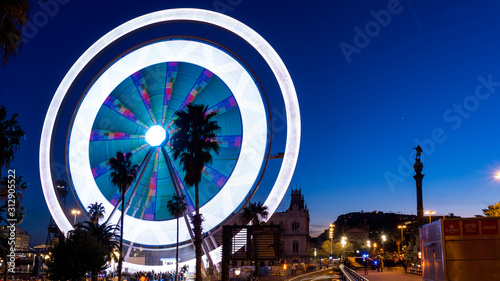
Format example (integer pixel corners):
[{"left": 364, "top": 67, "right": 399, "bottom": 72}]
[
  {"left": 1, "top": 226, "right": 31, "bottom": 252},
  {"left": 267, "top": 189, "right": 310, "bottom": 264}
]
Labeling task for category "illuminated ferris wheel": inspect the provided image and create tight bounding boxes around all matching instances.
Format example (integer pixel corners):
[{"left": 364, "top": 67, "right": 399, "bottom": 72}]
[{"left": 40, "top": 9, "right": 300, "bottom": 271}]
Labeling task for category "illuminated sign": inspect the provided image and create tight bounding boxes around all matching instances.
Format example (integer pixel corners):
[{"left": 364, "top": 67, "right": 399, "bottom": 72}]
[
  {"left": 462, "top": 220, "right": 479, "bottom": 236},
  {"left": 443, "top": 221, "right": 460, "bottom": 236},
  {"left": 481, "top": 220, "right": 499, "bottom": 235}
]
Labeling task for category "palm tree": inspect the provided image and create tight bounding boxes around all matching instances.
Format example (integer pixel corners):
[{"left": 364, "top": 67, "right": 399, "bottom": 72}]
[
  {"left": 0, "top": 106, "right": 26, "bottom": 178},
  {"left": 88, "top": 202, "right": 106, "bottom": 223},
  {"left": 78, "top": 221, "right": 119, "bottom": 281},
  {"left": 0, "top": 233, "right": 9, "bottom": 281},
  {"left": 0, "top": 174, "right": 28, "bottom": 199},
  {"left": 171, "top": 104, "right": 220, "bottom": 281},
  {"left": 0, "top": 0, "right": 30, "bottom": 66},
  {"left": 167, "top": 194, "right": 188, "bottom": 281},
  {"left": 77, "top": 221, "right": 120, "bottom": 256},
  {"left": 49, "top": 221, "right": 119, "bottom": 281},
  {"left": 241, "top": 201, "right": 269, "bottom": 226},
  {"left": 240, "top": 201, "right": 269, "bottom": 277},
  {"left": 0, "top": 174, "right": 28, "bottom": 224},
  {"left": 109, "top": 151, "right": 138, "bottom": 281}
]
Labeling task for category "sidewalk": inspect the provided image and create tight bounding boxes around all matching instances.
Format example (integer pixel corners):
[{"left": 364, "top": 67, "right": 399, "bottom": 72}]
[
  {"left": 260, "top": 267, "right": 332, "bottom": 281},
  {"left": 356, "top": 267, "right": 422, "bottom": 281}
]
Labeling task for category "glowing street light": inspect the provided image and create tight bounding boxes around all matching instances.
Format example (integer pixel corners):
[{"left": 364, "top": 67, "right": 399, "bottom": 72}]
[
  {"left": 329, "top": 224, "right": 334, "bottom": 257},
  {"left": 381, "top": 234, "right": 386, "bottom": 255},
  {"left": 234, "top": 268, "right": 241, "bottom": 281},
  {"left": 398, "top": 225, "right": 407, "bottom": 253},
  {"left": 71, "top": 209, "right": 81, "bottom": 225},
  {"left": 425, "top": 210, "right": 436, "bottom": 224},
  {"left": 341, "top": 236, "right": 347, "bottom": 248}
]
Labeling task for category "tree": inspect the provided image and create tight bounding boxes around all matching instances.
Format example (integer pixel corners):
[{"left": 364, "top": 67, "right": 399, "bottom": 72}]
[
  {"left": 171, "top": 104, "right": 220, "bottom": 281},
  {"left": 0, "top": 232, "right": 10, "bottom": 281},
  {"left": 0, "top": 174, "right": 28, "bottom": 223},
  {"left": 47, "top": 221, "right": 119, "bottom": 281},
  {"left": 0, "top": 106, "right": 26, "bottom": 178},
  {"left": 240, "top": 201, "right": 269, "bottom": 277},
  {"left": 79, "top": 221, "right": 120, "bottom": 280},
  {"left": 483, "top": 201, "right": 500, "bottom": 217},
  {"left": 241, "top": 201, "right": 269, "bottom": 226},
  {"left": 0, "top": 1, "right": 30, "bottom": 66},
  {"left": 167, "top": 194, "right": 188, "bottom": 281},
  {"left": 445, "top": 213, "right": 460, "bottom": 218},
  {"left": 88, "top": 202, "right": 106, "bottom": 223},
  {"left": 109, "top": 151, "right": 138, "bottom": 281}
]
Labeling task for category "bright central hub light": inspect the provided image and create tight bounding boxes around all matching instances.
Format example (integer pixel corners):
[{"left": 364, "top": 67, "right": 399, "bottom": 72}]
[{"left": 145, "top": 125, "right": 167, "bottom": 146}]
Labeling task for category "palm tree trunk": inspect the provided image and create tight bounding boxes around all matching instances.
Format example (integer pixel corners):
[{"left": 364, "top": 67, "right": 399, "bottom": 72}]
[
  {"left": 254, "top": 217, "right": 260, "bottom": 278},
  {"left": 118, "top": 193, "right": 125, "bottom": 281},
  {"left": 194, "top": 181, "right": 202, "bottom": 281},
  {"left": 175, "top": 216, "right": 179, "bottom": 281}
]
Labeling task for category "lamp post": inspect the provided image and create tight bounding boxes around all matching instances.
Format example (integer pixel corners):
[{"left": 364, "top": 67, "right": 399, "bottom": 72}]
[
  {"left": 329, "top": 224, "right": 334, "bottom": 258},
  {"left": 381, "top": 235, "right": 386, "bottom": 256},
  {"left": 398, "top": 225, "right": 406, "bottom": 253},
  {"left": 425, "top": 210, "right": 436, "bottom": 224},
  {"left": 71, "top": 209, "right": 81, "bottom": 225},
  {"left": 234, "top": 268, "right": 240, "bottom": 281},
  {"left": 341, "top": 236, "right": 347, "bottom": 248},
  {"left": 314, "top": 248, "right": 317, "bottom": 265}
]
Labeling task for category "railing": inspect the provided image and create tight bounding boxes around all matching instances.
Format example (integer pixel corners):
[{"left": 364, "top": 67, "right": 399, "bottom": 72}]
[{"left": 339, "top": 264, "right": 369, "bottom": 281}]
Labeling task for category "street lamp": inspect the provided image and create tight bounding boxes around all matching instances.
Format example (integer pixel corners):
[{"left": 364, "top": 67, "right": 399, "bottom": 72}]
[
  {"left": 329, "top": 224, "right": 334, "bottom": 258},
  {"left": 234, "top": 268, "right": 240, "bottom": 281},
  {"left": 381, "top": 235, "right": 386, "bottom": 255},
  {"left": 425, "top": 210, "right": 436, "bottom": 224},
  {"left": 71, "top": 209, "right": 81, "bottom": 225},
  {"left": 398, "top": 225, "right": 406, "bottom": 253},
  {"left": 341, "top": 236, "right": 347, "bottom": 248}
]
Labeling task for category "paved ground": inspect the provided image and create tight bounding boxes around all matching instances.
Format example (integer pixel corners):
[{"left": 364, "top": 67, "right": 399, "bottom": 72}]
[
  {"left": 232, "top": 266, "right": 422, "bottom": 281},
  {"left": 356, "top": 267, "right": 422, "bottom": 281},
  {"left": 259, "top": 267, "right": 333, "bottom": 281}
]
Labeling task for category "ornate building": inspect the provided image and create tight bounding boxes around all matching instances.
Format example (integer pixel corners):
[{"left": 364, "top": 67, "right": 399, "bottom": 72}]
[{"left": 267, "top": 189, "right": 310, "bottom": 264}]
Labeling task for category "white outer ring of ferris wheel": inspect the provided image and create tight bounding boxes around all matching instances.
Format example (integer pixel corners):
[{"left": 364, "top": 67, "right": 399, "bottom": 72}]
[{"left": 39, "top": 8, "right": 301, "bottom": 271}]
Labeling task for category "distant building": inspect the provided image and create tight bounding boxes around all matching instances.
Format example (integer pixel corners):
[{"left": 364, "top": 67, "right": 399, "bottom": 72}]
[
  {"left": 334, "top": 210, "right": 416, "bottom": 252},
  {"left": 267, "top": 188, "right": 310, "bottom": 264},
  {"left": 343, "top": 225, "right": 370, "bottom": 245},
  {"left": 1, "top": 226, "right": 31, "bottom": 252}
]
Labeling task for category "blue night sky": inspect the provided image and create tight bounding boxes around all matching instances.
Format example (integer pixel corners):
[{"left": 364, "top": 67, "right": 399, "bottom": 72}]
[{"left": 2, "top": 0, "right": 500, "bottom": 246}]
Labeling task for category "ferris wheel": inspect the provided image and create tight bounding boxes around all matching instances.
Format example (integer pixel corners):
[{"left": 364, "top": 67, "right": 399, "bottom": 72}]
[{"left": 40, "top": 8, "right": 300, "bottom": 271}]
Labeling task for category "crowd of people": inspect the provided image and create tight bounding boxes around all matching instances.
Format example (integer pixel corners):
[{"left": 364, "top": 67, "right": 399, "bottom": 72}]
[{"left": 107, "top": 265, "right": 190, "bottom": 281}]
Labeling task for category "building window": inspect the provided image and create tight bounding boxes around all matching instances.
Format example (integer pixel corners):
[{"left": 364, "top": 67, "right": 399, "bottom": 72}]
[
  {"left": 292, "top": 221, "right": 300, "bottom": 231},
  {"left": 292, "top": 241, "right": 299, "bottom": 255}
]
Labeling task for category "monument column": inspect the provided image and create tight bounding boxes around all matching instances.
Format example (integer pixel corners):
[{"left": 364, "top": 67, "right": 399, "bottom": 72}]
[{"left": 413, "top": 145, "right": 424, "bottom": 225}]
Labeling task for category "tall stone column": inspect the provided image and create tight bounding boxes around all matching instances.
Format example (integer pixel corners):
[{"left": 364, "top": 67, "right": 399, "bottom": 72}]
[{"left": 413, "top": 145, "right": 424, "bottom": 225}]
